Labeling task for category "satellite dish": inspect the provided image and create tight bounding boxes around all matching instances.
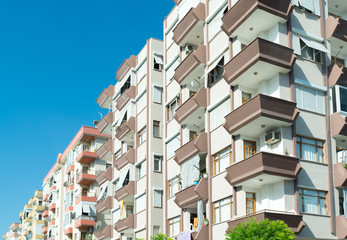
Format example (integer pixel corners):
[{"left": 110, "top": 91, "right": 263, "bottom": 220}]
[{"left": 94, "top": 221, "right": 102, "bottom": 231}]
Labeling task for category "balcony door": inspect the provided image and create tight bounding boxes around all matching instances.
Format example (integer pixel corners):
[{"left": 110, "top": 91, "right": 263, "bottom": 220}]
[{"left": 244, "top": 140, "right": 257, "bottom": 159}]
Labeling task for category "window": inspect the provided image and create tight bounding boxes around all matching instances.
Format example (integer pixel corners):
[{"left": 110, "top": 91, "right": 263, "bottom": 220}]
[
  {"left": 38, "top": 214, "right": 42, "bottom": 220},
  {"left": 153, "top": 155, "right": 162, "bottom": 172},
  {"left": 297, "top": 135, "right": 324, "bottom": 163},
  {"left": 292, "top": 0, "right": 320, "bottom": 16},
  {"left": 137, "top": 92, "right": 147, "bottom": 113},
  {"left": 153, "top": 226, "right": 160, "bottom": 236},
  {"left": 299, "top": 188, "right": 327, "bottom": 215},
  {"left": 154, "top": 55, "right": 163, "bottom": 71},
  {"left": 208, "top": 7, "right": 228, "bottom": 39},
  {"left": 153, "top": 189, "right": 163, "bottom": 208},
  {"left": 120, "top": 77, "right": 131, "bottom": 95},
  {"left": 300, "top": 39, "right": 322, "bottom": 63},
  {"left": 153, "top": 86, "right": 162, "bottom": 103},
  {"left": 242, "top": 92, "right": 251, "bottom": 104},
  {"left": 210, "top": 98, "right": 230, "bottom": 130},
  {"left": 166, "top": 135, "right": 180, "bottom": 160},
  {"left": 168, "top": 216, "right": 180, "bottom": 237},
  {"left": 138, "top": 127, "right": 147, "bottom": 145},
  {"left": 244, "top": 140, "right": 257, "bottom": 159},
  {"left": 136, "top": 161, "right": 146, "bottom": 180},
  {"left": 138, "top": 60, "right": 147, "bottom": 81},
  {"left": 246, "top": 192, "right": 256, "bottom": 215},
  {"left": 208, "top": 57, "right": 224, "bottom": 87},
  {"left": 333, "top": 85, "right": 347, "bottom": 113},
  {"left": 166, "top": 59, "right": 179, "bottom": 83},
  {"left": 168, "top": 176, "right": 181, "bottom": 198},
  {"left": 82, "top": 166, "right": 88, "bottom": 174},
  {"left": 332, "top": 56, "right": 345, "bottom": 67},
  {"left": 82, "top": 188, "right": 88, "bottom": 197},
  {"left": 153, "top": 121, "right": 160, "bottom": 137},
  {"left": 213, "top": 147, "right": 232, "bottom": 175},
  {"left": 136, "top": 193, "right": 146, "bottom": 213},
  {"left": 167, "top": 97, "right": 180, "bottom": 121},
  {"left": 114, "top": 150, "right": 122, "bottom": 161},
  {"left": 213, "top": 196, "right": 233, "bottom": 223},
  {"left": 295, "top": 84, "right": 325, "bottom": 114}
]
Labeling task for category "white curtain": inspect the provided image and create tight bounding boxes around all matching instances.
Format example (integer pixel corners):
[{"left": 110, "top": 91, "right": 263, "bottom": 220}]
[
  {"left": 181, "top": 155, "right": 200, "bottom": 189},
  {"left": 304, "top": 196, "right": 319, "bottom": 214},
  {"left": 136, "top": 193, "right": 146, "bottom": 213},
  {"left": 197, "top": 200, "right": 204, "bottom": 230},
  {"left": 153, "top": 86, "right": 162, "bottom": 103},
  {"left": 220, "top": 198, "right": 231, "bottom": 222},
  {"left": 117, "top": 166, "right": 130, "bottom": 190},
  {"left": 137, "top": 92, "right": 147, "bottom": 112},
  {"left": 166, "top": 136, "right": 180, "bottom": 160},
  {"left": 137, "top": 60, "right": 147, "bottom": 81}
]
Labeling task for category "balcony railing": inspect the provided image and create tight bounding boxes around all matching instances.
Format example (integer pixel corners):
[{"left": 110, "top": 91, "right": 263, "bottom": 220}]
[
  {"left": 96, "top": 139, "right": 113, "bottom": 161},
  {"left": 326, "top": 16, "right": 347, "bottom": 42},
  {"left": 328, "top": 64, "right": 347, "bottom": 87},
  {"left": 96, "top": 112, "right": 113, "bottom": 135},
  {"left": 114, "top": 148, "right": 136, "bottom": 170},
  {"left": 336, "top": 215, "right": 347, "bottom": 239},
  {"left": 114, "top": 181, "right": 136, "bottom": 201},
  {"left": 94, "top": 225, "right": 113, "bottom": 240},
  {"left": 76, "top": 170, "right": 97, "bottom": 185},
  {"left": 95, "top": 196, "right": 113, "bottom": 214},
  {"left": 114, "top": 214, "right": 135, "bottom": 232},
  {"left": 96, "top": 85, "right": 114, "bottom": 109},
  {"left": 116, "top": 55, "right": 137, "bottom": 81},
  {"left": 74, "top": 215, "right": 96, "bottom": 229},
  {"left": 96, "top": 167, "right": 113, "bottom": 186},
  {"left": 331, "top": 112, "right": 347, "bottom": 138},
  {"left": 334, "top": 163, "right": 347, "bottom": 188},
  {"left": 115, "top": 86, "right": 136, "bottom": 111},
  {"left": 174, "top": 178, "right": 208, "bottom": 208}
]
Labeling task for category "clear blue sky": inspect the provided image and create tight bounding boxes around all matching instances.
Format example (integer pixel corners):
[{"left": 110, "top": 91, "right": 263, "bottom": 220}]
[{"left": 0, "top": 0, "right": 174, "bottom": 233}]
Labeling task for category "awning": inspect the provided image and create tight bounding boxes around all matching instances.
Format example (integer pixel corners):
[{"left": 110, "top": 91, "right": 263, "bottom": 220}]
[
  {"left": 154, "top": 55, "right": 163, "bottom": 65},
  {"left": 116, "top": 165, "right": 130, "bottom": 189},
  {"left": 82, "top": 205, "right": 90, "bottom": 214},
  {"left": 97, "top": 185, "right": 108, "bottom": 202},
  {"left": 301, "top": 36, "right": 327, "bottom": 53}
]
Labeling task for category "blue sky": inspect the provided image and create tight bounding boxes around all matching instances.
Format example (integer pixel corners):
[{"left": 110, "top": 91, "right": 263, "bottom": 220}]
[{"left": 0, "top": 0, "right": 174, "bottom": 233}]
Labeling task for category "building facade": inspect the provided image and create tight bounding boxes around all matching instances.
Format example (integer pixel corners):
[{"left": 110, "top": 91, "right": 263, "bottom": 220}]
[
  {"left": 3, "top": 0, "right": 347, "bottom": 239},
  {"left": 3, "top": 224, "right": 20, "bottom": 240}
]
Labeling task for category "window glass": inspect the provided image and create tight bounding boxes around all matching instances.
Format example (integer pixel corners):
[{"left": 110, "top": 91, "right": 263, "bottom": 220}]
[
  {"left": 213, "top": 147, "right": 232, "bottom": 175},
  {"left": 213, "top": 196, "right": 232, "bottom": 223},
  {"left": 340, "top": 87, "right": 347, "bottom": 112},
  {"left": 299, "top": 188, "right": 327, "bottom": 215},
  {"left": 153, "top": 86, "right": 162, "bottom": 103},
  {"left": 210, "top": 98, "right": 230, "bottom": 130},
  {"left": 295, "top": 85, "right": 325, "bottom": 114},
  {"left": 154, "top": 155, "right": 162, "bottom": 172},
  {"left": 136, "top": 193, "right": 146, "bottom": 213},
  {"left": 153, "top": 190, "right": 162, "bottom": 208},
  {"left": 137, "top": 92, "right": 147, "bottom": 113},
  {"left": 166, "top": 135, "right": 180, "bottom": 160},
  {"left": 297, "top": 135, "right": 324, "bottom": 163}
]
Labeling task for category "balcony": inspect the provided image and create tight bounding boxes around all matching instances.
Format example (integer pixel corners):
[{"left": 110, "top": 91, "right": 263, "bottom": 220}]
[
  {"left": 42, "top": 210, "right": 49, "bottom": 218},
  {"left": 173, "top": 45, "right": 206, "bottom": 85},
  {"left": 33, "top": 205, "right": 45, "bottom": 212},
  {"left": 41, "top": 227, "right": 48, "bottom": 234},
  {"left": 223, "top": 38, "right": 296, "bottom": 87},
  {"left": 115, "top": 181, "right": 136, "bottom": 201},
  {"left": 224, "top": 94, "right": 299, "bottom": 136},
  {"left": 331, "top": 112, "right": 347, "bottom": 140},
  {"left": 174, "top": 133, "right": 208, "bottom": 165},
  {"left": 326, "top": 16, "right": 347, "bottom": 43},
  {"left": 114, "top": 214, "right": 135, "bottom": 233},
  {"left": 96, "top": 139, "right": 113, "bottom": 161},
  {"left": 76, "top": 170, "right": 97, "bottom": 185},
  {"left": 48, "top": 220, "right": 55, "bottom": 228},
  {"left": 226, "top": 210, "right": 305, "bottom": 233},
  {"left": 95, "top": 196, "right": 113, "bottom": 214},
  {"left": 221, "top": 0, "right": 292, "bottom": 41},
  {"left": 328, "top": 64, "right": 347, "bottom": 87},
  {"left": 116, "top": 55, "right": 137, "bottom": 81},
  {"left": 75, "top": 193, "right": 97, "bottom": 205},
  {"left": 43, "top": 194, "right": 49, "bottom": 202},
  {"left": 96, "top": 112, "right": 113, "bottom": 135},
  {"left": 336, "top": 215, "right": 347, "bottom": 239},
  {"left": 172, "top": 3, "right": 205, "bottom": 46},
  {"left": 74, "top": 215, "right": 96, "bottom": 229},
  {"left": 115, "top": 86, "right": 136, "bottom": 111},
  {"left": 334, "top": 163, "right": 347, "bottom": 188},
  {"left": 48, "top": 203, "right": 56, "bottom": 212},
  {"left": 114, "top": 148, "right": 136, "bottom": 170},
  {"left": 174, "top": 178, "right": 208, "bottom": 208},
  {"left": 76, "top": 150, "right": 98, "bottom": 164},
  {"left": 115, "top": 117, "right": 135, "bottom": 141},
  {"left": 65, "top": 164, "right": 75, "bottom": 174},
  {"left": 64, "top": 228, "right": 73, "bottom": 235},
  {"left": 191, "top": 224, "right": 209, "bottom": 240},
  {"left": 174, "top": 88, "right": 208, "bottom": 125},
  {"left": 97, "top": 85, "right": 114, "bottom": 109},
  {"left": 96, "top": 167, "right": 113, "bottom": 186},
  {"left": 225, "top": 152, "right": 301, "bottom": 187},
  {"left": 173, "top": 0, "right": 181, "bottom": 5},
  {"left": 94, "top": 225, "right": 113, "bottom": 240}
]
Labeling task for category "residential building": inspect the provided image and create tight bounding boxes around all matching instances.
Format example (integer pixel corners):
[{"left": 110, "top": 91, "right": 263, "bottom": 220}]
[
  {"left": 18, "top": 191, "right": 45, "bottom": 240},
  {"left": 3, "top": 223, "right": 20, "bottom": 240},
  {"left": 162, "top": 0, "right": 347, "bottom": 239},
  {"left": 95, "top": 38, "right": 165, "bottom": 240}
]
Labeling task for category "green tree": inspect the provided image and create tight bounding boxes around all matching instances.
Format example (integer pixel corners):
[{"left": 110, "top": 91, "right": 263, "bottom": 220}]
[
  {"left": 150, "top": 233, "right": 174, "bottom": 240},
  {"left": 226, "top": 218, "right": 295, "bottom": 240}
]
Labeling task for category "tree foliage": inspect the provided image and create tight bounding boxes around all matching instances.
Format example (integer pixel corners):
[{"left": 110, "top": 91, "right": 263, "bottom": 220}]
[
  {"left": 225, "top": 218, "right": 295, "bottom": 240},
  {"left": 150, "top": 233, "right": 174, "bottom": 240}
]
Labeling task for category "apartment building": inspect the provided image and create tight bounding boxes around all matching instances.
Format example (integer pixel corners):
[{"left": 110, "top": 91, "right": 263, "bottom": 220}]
[
  {"left": 3, "top": 224, "right": 20, "bottom": 240},
  {"left": 95, "top": 38, "right": 165, "bottom": 240},
  {"left": 18, "top": 191, "right": 45, "bottom": 240},
  {"left": 41, "top": 126, "right": 111, "bottom": 240},
  {"left": 162, "top": 0, "right": 347, "bottom": 239}
]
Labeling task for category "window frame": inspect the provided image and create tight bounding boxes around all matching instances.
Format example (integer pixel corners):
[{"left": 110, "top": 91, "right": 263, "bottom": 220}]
[
  {"left": 246, "top": 192, "right": 256, "bottom": 215},
  {"left": 296, "top": 135, "right": 325, "bottom": 163},
  {"left": 168, "top": 176, "right": 181, "bottom": 198},
  {"left": 300, "top": 39, "right": 322, "bottom": 63},
  {"left": 153, "top": 86, "right": 162, "bottom": 104},
  {"left": 153, "top": 189, "right": 163, "bottom": 208},
  {"left": 208, "top": 57, "right": 224, "bottom": 87},
  {"left": 138, "top": 127, "right": 147, "bottom": 145},
  {"left": 168, "top": 216, "right": 181, "bottom": 237},
  {"left": 167, "top": 97, "right": 180, "bottom": 121},
  {"left": 213, "top": 196, "right": 233, "bottom": 224},
  {"left": 213, "top": 146, "right": 232, "bottom": 176},
  {"left": 153, "top": 155, "right": 162, "bottom": 172},
  {"left": 153, "top": 120, "right": 160, "bottom": 138},
  {"left": 299, "top": 188, "right": 328, "bottom": 215}
]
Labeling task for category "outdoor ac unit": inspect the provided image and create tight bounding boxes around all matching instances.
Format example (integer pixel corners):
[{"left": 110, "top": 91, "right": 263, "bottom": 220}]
[
  {"left": 183, "top": 44, "right": 196, "bottom": 58},
  {"left": 265, "top": 131, "right": 281, "bottom": 145}
]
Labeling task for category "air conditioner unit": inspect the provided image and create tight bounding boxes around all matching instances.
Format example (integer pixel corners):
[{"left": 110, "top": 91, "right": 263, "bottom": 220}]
[
  {"left": 265, "top": 131, "right": 281, "bottom": 145},
  {"left": 183, "top": 44, "right": 197, "bottom": 58}
]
